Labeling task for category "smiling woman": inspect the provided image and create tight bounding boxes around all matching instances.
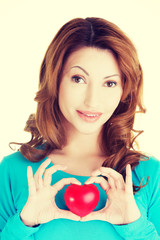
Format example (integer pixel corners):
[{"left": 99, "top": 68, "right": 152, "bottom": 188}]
[{"left": 0, "top": 17, "right": 160, "bottom": 240}]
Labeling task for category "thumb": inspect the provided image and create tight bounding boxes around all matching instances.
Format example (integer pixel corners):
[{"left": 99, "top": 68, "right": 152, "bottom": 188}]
[
  {"left": 80, "top": 212, "right": 100, "bottom": 222},
  {"left": 55, "top": 209, "right": 80, "bottom": 221}
]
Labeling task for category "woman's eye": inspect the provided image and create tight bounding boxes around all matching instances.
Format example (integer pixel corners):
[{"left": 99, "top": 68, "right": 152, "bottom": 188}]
[
  {"left": 104, "top": 81, "right": 117, "bottom": 88},
  {"left": 72, "top": 75, "right": 85, "bottom": 84}
]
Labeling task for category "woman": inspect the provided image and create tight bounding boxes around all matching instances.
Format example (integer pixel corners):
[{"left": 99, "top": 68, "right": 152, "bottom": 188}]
[{"left": 0, "top": 17, "right": 160, "bottom": 240}]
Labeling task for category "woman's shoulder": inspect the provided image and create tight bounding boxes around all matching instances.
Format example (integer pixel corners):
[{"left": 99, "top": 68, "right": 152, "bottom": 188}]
[
  {"left": 1, "top": 151, "right": 30, "bottom": 167},
  {"left": 0, "top": 151, "right": 47, "bottom": 171},
  {"left": 137, "top": 155, "right": 160, "bottom": 173},
  {"left": 134, "top": 155, "right": 160, "bottom": 184}
]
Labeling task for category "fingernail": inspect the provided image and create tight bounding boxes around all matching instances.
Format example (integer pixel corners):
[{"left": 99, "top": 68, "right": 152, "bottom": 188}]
[
  {"left": 85, "top": 179, "right": 92, "bottom": 185},
  {"left": 75, "top": 181, "right": 81, "bottom": 185},
  {"left": 85, "top": 181, "right": 90, "bottom": 185},
  {"left": 126, "top": 164, "right": 130, "bottom": 169}
]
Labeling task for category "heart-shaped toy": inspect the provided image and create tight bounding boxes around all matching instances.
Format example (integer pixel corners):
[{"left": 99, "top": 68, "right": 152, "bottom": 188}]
[{"left": 64, "top": 184, "right": 99, "bottom": 217}]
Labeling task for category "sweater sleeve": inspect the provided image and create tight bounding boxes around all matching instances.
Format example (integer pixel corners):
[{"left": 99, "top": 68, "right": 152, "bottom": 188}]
[
  {"left": 112, "top": 157, "right": 160, "bottom": 240},
  {"left": 112, "top": 215, "right": 160, "bottom": 240},
  {"left": 0, "top": 157, "right": 40, "bottom": 240}
]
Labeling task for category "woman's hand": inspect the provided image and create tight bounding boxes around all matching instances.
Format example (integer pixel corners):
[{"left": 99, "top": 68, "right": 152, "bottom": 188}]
[
  {"left": 81, "top": 164, "right": 141, "bottom": 225},
  {"left": 20, "top": 159, "right": 81, "bottom": 227}
]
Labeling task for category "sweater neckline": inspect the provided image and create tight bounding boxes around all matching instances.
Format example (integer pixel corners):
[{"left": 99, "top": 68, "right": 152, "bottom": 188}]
[{"left": 46, "top": 156, "right": 91, "bottom": 179}]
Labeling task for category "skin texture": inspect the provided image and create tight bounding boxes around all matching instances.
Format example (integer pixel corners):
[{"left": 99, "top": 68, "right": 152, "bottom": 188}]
[
  {"left": 59, "top": 47, "right": 123, "bottom": 136},
  {"left": 20, "top": 47, "right": 141, "bottom": 226}
]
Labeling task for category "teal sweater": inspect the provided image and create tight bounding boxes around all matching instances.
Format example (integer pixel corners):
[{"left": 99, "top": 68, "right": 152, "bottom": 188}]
[{"left": 0, "top": 151, "right": 160, "bottom": 240}]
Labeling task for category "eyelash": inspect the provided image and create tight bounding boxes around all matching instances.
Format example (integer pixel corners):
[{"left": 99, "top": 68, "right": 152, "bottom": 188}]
[
  {"left": 104, "top": 81, "right": 117, "bottom": 88},
  {"left": 71, "top": 75, "right": 117, "bottom": 88},
  {"left": 72, "top": 75, "right": 85, "bottom": 84}
]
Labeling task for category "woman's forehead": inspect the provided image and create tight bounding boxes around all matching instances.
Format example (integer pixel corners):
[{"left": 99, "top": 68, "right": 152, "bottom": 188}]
[{"left": 62, "top": 46, "right": 121, "bottom": 77}]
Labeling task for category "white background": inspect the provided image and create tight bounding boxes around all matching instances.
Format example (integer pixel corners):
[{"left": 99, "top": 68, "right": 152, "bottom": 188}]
[{"left": 0, "top": 0, "right": 160, "bottom": 161}]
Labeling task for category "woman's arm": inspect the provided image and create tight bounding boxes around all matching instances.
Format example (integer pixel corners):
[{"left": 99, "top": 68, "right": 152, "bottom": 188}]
[
  {"left": 113, "top": 159, "right": 160, "bottom": 240},
  {"left": 113, "top": 215, "right": 160, "bottom": 240},
  {"left": 0, "top": 156, "right": 81, "bottom": 239},
  {"left": 0, "top": 157, "right": 40, "bottom": 240}
]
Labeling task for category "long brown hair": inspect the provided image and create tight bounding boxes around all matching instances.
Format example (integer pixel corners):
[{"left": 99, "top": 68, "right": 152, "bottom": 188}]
[{"left": 12, "top": 17, "right": 149, "bottom": 192}]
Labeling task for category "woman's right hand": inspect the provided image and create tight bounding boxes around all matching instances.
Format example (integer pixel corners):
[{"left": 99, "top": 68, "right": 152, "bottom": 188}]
[{"left": 20, "top": 158, "right": 81, "bottom": 227}]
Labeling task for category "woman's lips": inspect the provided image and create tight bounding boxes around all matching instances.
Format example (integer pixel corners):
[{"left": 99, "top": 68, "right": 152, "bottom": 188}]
[{"left": 76, "top": 110, "right": 102, "bottom": 123}]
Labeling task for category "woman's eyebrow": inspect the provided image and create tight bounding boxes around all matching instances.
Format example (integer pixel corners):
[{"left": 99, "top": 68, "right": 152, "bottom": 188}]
[
  {"left": 104, "top": 74, "right": 121, "bottom": 79},
  {"left": 71, "top": 66, "right": 120, "bottom": 79},
  {"left": 71, "top": 66, "right": 89, "bottom": 76}
]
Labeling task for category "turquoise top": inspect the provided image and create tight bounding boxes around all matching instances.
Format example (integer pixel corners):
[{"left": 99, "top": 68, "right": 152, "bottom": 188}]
[{"left": 0, "top": 151, "right": 160, "bottom": 240}]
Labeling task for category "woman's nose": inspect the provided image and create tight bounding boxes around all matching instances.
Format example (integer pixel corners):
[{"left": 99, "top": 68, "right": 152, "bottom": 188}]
[{"left": 84, "top": 85, "right": 99, "bottom": 108}]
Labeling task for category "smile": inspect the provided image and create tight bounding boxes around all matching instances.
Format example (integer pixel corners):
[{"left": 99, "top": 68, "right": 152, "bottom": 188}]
[{"left": 76, "top": 110, "right": 102, "bottom": 123}]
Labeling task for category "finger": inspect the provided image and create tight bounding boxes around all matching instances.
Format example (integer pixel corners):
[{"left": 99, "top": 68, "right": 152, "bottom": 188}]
[
  {"left": 100, "top": 167, "right": 125, "bottom": 185},
  {"left": 116, "top": 179, "right": 125, "bottom": 190},
  {"left": 92, "top": 171, "right": 116, "bottom": 190},
  {"left": 125, "top": 164, "right": 133, "bottom": 194},
  {"left": 27, "top": 166, "right": 36, "bottom": 197},
  {"left": 105, "top": 198, "right": 110, "bottom": 208},
  {"left": 98, "top": 167, "right": 125, "bottom": 190},
  {"left": 52, "top": 178, "right": 81, "bottom": 194},
  {"left": 85, "top": 177, "right": 110, "bottom": 192},
  {"left": 34, "top": 159, "right": 51, "bottom": 188},
  {"left": 107, "top": 174, "right": 116, "bottom": 189},
  {"left": 43, "top": 165, "right": 67, "bottom": 186}
]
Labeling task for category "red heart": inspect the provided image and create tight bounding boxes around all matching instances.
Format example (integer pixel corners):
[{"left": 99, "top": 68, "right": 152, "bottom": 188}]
[{"left": 64, "top": 184, "right": 99, "bottom": 217}]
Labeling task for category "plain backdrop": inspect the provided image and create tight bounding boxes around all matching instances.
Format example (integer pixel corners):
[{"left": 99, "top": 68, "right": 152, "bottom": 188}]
[{"left": 0, "top": 0, "right": 160, "bottom": 161}]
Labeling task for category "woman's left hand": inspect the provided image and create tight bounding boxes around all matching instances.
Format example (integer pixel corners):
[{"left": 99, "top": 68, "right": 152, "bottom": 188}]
[{"left": 80, "top": 164, "right": 141, "bottom": 225}]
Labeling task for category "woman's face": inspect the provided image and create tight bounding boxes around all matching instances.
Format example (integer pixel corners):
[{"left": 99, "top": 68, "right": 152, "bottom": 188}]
[{"left": 58, "top": 47, "right": 123, "bottom": 135}]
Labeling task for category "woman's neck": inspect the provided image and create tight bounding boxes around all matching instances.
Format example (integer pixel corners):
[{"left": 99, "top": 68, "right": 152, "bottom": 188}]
[
  {"left": 49, "top": 127, "right": 106, "bottom": 176},
  {"left": 60, "top": 128, "right": 104, "bottom": 158}
]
